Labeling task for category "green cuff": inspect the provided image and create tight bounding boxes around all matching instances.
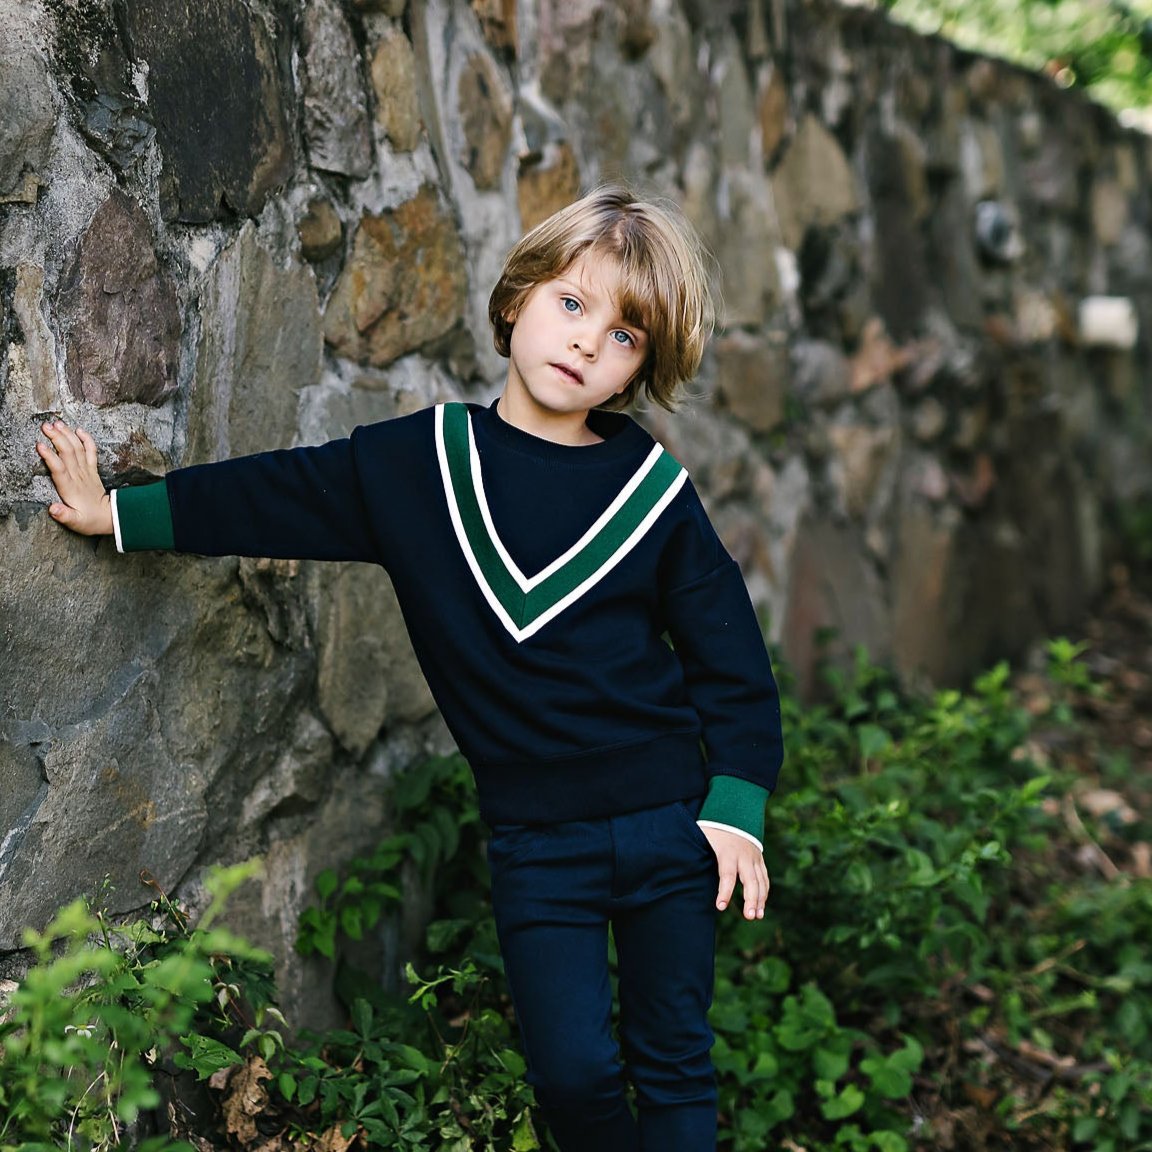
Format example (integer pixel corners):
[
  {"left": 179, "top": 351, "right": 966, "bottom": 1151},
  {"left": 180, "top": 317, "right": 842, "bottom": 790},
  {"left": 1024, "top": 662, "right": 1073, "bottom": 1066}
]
[
  {"left": 697, "top": 775, "right": 769, "bottom": 844},
  {"left": 115, "top": 481, "right": 175, "bottom": 552}
]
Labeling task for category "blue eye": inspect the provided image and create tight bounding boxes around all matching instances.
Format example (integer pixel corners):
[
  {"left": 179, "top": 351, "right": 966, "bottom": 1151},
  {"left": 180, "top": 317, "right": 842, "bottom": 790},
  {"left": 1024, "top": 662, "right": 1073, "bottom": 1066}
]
[
  {"left": 562, "top": 297, "right": 581, "bottom": 313},
  {"left": 611, "top": 330, "right": 635, "bottom": 347}
]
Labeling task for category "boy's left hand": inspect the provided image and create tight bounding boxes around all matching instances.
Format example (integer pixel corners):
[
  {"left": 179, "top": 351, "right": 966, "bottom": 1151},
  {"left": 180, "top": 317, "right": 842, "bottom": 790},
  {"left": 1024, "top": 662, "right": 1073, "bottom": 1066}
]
[{"left": 700, "top": 826, "right": 770, "bottom": 920}]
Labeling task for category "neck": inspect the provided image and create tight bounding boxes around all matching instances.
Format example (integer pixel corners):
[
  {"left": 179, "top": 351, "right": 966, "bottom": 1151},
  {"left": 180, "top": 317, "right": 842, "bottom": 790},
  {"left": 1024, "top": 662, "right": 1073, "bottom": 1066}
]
[{"left": 496, "top": 391, "right": 603, "bottom": 446}]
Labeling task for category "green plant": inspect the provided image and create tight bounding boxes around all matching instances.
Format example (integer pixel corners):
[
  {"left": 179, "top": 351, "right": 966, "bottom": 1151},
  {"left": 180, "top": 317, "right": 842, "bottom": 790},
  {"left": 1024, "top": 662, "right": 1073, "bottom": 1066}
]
[
  {"left": 0, "top": 860, "right": 271, "bottom": 1151},
  {"left": 7, "top": 633, "right": 1148, "bottom": 1151},
  {"left": 873, "top": 0, "right": 1152, "bottom": 114}
]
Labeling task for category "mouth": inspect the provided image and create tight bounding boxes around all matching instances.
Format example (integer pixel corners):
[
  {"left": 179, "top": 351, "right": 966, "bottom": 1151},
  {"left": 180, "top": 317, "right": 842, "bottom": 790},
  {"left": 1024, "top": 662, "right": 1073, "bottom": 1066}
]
[{"left": 551, "top": 363, "right": 584, "bottom": 386}]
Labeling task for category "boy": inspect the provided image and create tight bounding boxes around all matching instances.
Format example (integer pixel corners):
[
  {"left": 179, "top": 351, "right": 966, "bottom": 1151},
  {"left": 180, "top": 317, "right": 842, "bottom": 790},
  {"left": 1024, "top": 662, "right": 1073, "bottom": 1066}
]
[{"left": 39, "top": 185, "right": 783, "bottom": 1151}]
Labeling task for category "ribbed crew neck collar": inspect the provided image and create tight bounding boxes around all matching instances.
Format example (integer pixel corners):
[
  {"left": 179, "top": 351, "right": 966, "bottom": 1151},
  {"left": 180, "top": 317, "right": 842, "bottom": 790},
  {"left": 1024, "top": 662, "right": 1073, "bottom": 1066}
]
[{"left": 469, "top": 399, "right": 649, "bottom": 466}]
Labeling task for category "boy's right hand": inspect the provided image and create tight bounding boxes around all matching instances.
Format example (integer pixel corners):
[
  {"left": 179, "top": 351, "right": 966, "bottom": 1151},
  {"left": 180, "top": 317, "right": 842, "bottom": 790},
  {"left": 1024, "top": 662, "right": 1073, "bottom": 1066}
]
[{"left": 37, "top": 421, "right": 114, "bottom": 536}]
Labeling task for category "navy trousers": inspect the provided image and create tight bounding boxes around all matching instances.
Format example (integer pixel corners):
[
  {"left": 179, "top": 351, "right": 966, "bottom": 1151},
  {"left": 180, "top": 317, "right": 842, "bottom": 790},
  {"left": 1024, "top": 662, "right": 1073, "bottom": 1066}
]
[{"left": 487, "top": 800, "right": 719, "bottom": 1152}]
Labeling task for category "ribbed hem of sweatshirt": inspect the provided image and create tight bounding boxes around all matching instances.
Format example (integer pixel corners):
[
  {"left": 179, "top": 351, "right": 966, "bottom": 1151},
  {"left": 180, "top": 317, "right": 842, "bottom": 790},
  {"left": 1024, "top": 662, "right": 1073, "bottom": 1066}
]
[
  {"left": 112, "top": 481, "right": 175, "bottom": 552},
  {"left": 475, "top": 730, "right": 708, "bottom": 826}
]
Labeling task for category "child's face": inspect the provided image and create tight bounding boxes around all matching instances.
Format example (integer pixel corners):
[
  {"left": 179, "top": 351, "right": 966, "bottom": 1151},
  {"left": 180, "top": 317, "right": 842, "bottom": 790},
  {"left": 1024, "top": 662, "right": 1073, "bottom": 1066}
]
[{"left": 503, "top": 250, "right": 649, "bottom": 423}]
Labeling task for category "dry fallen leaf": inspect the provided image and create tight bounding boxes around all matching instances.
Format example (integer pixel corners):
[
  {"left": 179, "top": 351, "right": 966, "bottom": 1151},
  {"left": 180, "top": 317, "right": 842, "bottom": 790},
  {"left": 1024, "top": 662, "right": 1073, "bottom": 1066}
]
[{"left": 222, "top": 1056, "right": 272, "bottom": 1146}]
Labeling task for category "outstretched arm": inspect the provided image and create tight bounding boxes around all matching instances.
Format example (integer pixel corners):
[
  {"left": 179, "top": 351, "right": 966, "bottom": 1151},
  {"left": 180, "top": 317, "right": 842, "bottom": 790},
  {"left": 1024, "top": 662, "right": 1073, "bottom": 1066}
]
[{"left": 37, "top": 421, "right": 113, "bottom": 536}]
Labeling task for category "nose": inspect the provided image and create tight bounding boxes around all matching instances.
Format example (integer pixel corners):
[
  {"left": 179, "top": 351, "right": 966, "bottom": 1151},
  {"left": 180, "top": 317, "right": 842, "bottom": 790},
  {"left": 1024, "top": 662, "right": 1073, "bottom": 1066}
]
[{"left": 569, "top": 329, "right": 596, "bottom": 359}]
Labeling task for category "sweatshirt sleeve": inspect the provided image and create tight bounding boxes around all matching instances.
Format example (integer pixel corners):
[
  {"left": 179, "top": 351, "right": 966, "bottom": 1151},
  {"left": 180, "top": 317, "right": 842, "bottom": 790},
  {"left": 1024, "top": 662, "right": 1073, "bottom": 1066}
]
[
  {"left": 111, "top": 433, "right": 381, "bottom": 564},
  {"left": 661, "top": 489, "right": 784, "bottom": 844}
]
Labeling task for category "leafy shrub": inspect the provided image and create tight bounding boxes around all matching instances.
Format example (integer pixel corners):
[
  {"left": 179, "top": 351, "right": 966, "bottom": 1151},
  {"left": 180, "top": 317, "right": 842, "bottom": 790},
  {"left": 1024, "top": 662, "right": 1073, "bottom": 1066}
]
[
  {"left": 0, "top": 861, "right": 273, "bottom": 1151},
  {"left": 5, "top": 637, "right": 1151, "bottom": 1151}
]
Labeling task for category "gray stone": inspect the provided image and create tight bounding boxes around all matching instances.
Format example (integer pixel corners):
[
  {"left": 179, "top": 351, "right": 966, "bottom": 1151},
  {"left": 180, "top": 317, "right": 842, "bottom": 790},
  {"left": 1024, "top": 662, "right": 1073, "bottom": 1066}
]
[
  {"left": 867, "top": 127, "right": 930, "bottom": 339},
  {"left": 300, "top": 0, "right": 373, "bottom": 179},
  {"left": 80, "top": 93, "right": 155, "bottom": 173},
  {"left": 310, "top": 563, "right": 436, "bottom": 757},
  {"left": 791, "top": 340, "right": 853, "bottom": 407},
  {"left": 716, "top": 170, "right": 781, "bottom": 327},
  {"left": 57, "top": 191, "right": 181, "bottom": 407},
  {"left": 185, "top": 224, "right": 322, "bottom": 464},
  {"left": 715, "top": 37, "right": 756, "bottom": 168},
  {"left": 121, "top": 0, "right": 293, "bottom": 222},
  {"left": 0, "top": 512, "right": 300, "bottom": 944},
  {"left": 0, "top": 2, "right": 56, "bottom": 199}
]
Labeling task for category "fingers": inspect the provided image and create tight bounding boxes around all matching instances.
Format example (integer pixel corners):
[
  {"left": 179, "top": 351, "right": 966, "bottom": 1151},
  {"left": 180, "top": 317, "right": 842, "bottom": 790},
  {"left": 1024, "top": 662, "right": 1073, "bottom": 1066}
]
[
  {"left": 40, "top": 419, "right": 84, "bottom": 465},
  {"left": 76, "top": 426, "right": 98, "bottom": 470},
  {"left": 716, "top": 866, "right": 737, "bottom": 914},
  {"left": 48, "top": 502, "right": 80, "bottom": 529},
  {"left": 36, "top": 420, "right": 113, "bottom": 536},
  {"left": 713, "top": 852, "right": 769, "bottom": 919},
  {"left": 740, "top": 856, "right": 770, "bottom": 921}
]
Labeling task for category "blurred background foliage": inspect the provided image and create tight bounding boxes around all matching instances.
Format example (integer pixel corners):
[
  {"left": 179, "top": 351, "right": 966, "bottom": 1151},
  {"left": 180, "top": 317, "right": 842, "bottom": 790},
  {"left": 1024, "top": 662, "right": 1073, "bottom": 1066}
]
[{"left": 864, "top": 0, "right": 1152, "bottom": 118}]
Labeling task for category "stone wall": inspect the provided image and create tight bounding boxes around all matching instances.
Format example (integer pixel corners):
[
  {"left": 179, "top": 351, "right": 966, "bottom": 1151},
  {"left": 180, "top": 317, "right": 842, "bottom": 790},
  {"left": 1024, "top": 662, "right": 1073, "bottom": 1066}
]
[{"left": 2, "top": 0, "right": 1150, "bottom": 1025}]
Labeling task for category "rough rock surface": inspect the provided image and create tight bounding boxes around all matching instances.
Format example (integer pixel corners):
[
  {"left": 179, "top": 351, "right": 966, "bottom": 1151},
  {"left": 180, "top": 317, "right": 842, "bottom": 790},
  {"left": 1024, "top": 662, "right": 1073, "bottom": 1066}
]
[
  {"left": 1, "top": 0, "right": 1150, "bottom": 1026},
  {"left": 57, "top": 191, "right": 181, "bottom": 407}
]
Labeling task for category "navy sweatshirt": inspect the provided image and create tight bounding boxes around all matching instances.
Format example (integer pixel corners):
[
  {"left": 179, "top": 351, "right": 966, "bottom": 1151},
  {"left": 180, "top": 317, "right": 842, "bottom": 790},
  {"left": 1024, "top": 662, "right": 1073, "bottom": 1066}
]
[{"left": 112, "top": 401, "right": 783, "bottom": 840}]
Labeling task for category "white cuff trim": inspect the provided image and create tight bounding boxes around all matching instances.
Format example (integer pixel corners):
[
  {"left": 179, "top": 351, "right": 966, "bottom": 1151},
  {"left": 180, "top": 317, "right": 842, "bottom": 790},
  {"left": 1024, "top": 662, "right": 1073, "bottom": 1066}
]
[
  {"left": 110, "top": 489, "right": 124, "bottom": 553},
  {"left": 697, "top": 820, "right": 763, "bottom": 852}
]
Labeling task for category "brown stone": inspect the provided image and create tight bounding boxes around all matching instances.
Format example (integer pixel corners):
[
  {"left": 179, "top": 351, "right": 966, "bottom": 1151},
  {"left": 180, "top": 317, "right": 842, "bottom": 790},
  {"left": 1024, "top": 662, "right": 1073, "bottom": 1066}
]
[
  {"left": 323, "top": 186, "right": 468, "bottom": 368},
  {"left": 850, "top": 318, "right": 916, "bottom": 394},
  {"left": 472, "top": 0, "right": 518, "bottom": 54},
  {"left": 12, "top": 265, "right": 60, "bottom": 411},
  {"left": 1091, "top": 180, "right": 1128, "bottom": 247},
  {"left": 537, "top": 0, "right": 600, "bottom": 106},
  {"left": 458, "top": 52, "right": 513, "bottom": 190},
  {"left": 352, "top": 0, "right": 406, "bottom": 13},
  {"left": 371, "top": 27, "right": 422, "bottom": 152},
  {"left": 517, "top": 141, "right": 581, "bottom": 232},
  {"left": 912, "top": 398, "right": 948, "bottom": 443},
  {"left": 772, "top": 114, "right": 859, "bottom": 250},
  {"left": 298, "top": 197, "right": 343, "bottom": 262},
  {"left": 951, "top": 452, "right": 996, "bottom": 508},
  {"left": 617, "top": 0, "right": 656, "bottom": 59},
  {"left": 713, "top": 331, "right": 789, "bottom": 433},
  {"left": 891, "top": 499, "right": 959, "bottom": 685},
  {"left": 758, "top": 64, "right": 788, "bottom": 161},
  {"left": 780, "top": 515, "right": 890, "bottom": 700},
  {"left": 58, "top": 191, "right": 181, "bottom": 407}
]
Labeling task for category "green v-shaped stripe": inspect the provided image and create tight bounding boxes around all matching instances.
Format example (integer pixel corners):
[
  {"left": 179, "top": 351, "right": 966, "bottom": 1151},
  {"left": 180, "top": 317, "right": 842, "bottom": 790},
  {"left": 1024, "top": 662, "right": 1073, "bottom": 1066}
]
[{"left": 434, "top": 403, "right": 687, "bottom": 642}]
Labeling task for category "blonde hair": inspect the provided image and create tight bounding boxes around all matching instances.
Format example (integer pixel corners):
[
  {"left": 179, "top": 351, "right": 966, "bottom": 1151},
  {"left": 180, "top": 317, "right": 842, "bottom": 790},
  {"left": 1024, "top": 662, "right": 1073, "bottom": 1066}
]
[{"left": 489, "top": 185, "right": 717, "bottom": 411}]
